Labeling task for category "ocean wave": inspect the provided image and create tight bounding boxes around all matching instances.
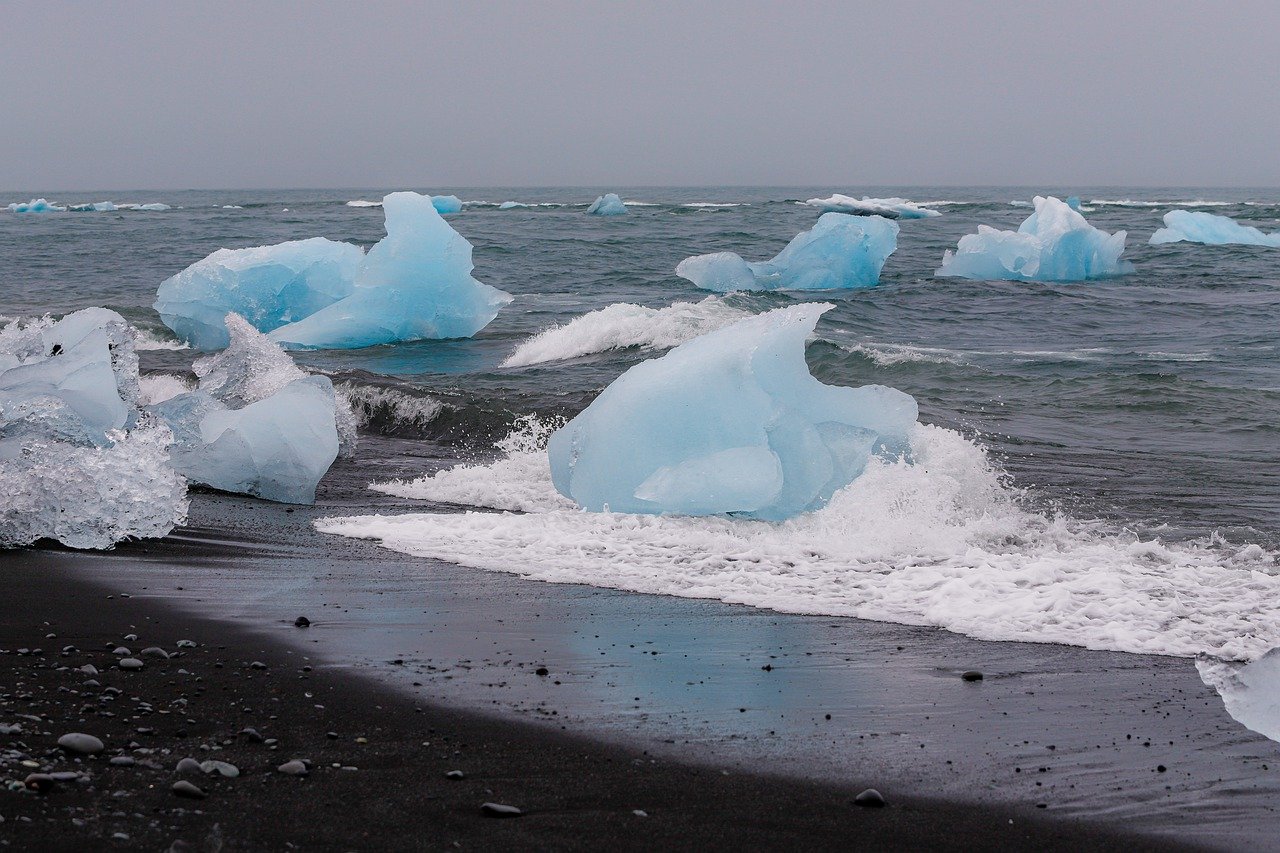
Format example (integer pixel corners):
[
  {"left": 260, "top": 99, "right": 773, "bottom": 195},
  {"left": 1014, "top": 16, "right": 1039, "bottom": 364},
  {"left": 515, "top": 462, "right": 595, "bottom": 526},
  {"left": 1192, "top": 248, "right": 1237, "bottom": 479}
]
[
  {"left": 336, "top": 381, "right": 444, "bottom": 435},
  {"left": 320, "top": 421, "right": 1280, "bottom": 661},
  {"left": 841, "top": 341, "right": 963, "bottom": 366},
  {"left": 138, "top": 373, "right": 195, "bottom": 405},
  {"left": 502, "top": 297, "right": 752, "bottom": 368},
  {"left": 345, "top": 199, "right": 382, "bottom": 208},
  {"left": 131, "top": 327, "right": 188, "bottom": 351},
  {"left": 1089, "top": 199, "right": 1236, "bottom": 208},
  {"left": 681, "top": 202, "right": 748, "bottom": 208}
]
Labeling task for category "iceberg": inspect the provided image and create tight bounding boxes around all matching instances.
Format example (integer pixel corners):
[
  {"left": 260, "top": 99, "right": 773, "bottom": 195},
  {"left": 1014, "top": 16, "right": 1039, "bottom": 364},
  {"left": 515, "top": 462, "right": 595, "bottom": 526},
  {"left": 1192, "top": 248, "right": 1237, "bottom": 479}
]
[
  {"left": 676, "top": 213, "right": 898, "bottom": 292},
  {"left": 804, "top": 195, "right": 941, "bottom": 219},
  {"left": 132, "top": 203, "right": 170, "bottom": 211},
  {"left": 1149, "top": 210, "right": 1280, "bottom": 248},
  {"left": 155, "top": 192, "right": 511, "bottom": 351},
  {"left": 586, "top": 193, "right": 627, "bottom": 215},
  {"left": 69, "top": 201, "right": 119, "bottom": 212},
  {"left": 267, "top": 192, "right": 512, "bottom": 350},
  {"left": 7, "top": 198, "right": 65, "bottom": 213},
  {"left": 431, "top": 195, "right": 463, "bottom": 214},
  {"left": 149, "top": 315, "right": 349, "bottom": 503},
  {"left": 498, "top": 201, "right": 527, "bottom": 210},
  {"left": 936, "top": 195, "right": 1133, "bottom": 281},
  {"left": 547, "top": 304, "right": 918, "bottom": 519},
  {"left": 155, "top": 237, "right": 364, "bottom": 350}
]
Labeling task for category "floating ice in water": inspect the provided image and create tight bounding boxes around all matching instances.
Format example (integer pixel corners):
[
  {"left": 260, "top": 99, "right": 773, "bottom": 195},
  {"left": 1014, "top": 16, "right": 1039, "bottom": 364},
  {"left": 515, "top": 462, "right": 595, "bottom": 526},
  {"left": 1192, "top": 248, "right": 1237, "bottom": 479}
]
[
  {"left": 155, "top": 237, "right": 364, "bottom": 350},
  {"left": 431, "top": 195, "right": 463, "bottom": 214},
  {"left": 267, "top": 192, "right": 512, "bottom": 350},
  {"left": 676, "top": 213, "right": 898, "bottom": 292},
  {"left": 1197, "top": 649, "right": 1280, "bottom": 744},
  {"left": 346, "top": 199, "right": 382, "bottom": 208},
  {"left": 502, "top": 297, "right": 751, "bottom": 367},
  {"left": 156, "top": 192, "right": 510, "bottom": 351},
  {"left": 804, "top": 195, "right": 941, "bottom": 219},
  {"left": 498, "top": 201, "right": 527, "bottom": 210},
  {"left": 1149, "top": 210, "right": 1280, "bottom": 248},
  {"left": 148, "top": 315, "right": 347, "bottom": 503},
  {"left": 937, "top": 195, "right": 1133, "bottom": 281},
  {"left": 1065, "top": 196, "right": 1081, "bottom": 211},
  {"left": 7, "top": 198, "right": 65, "bottom": 213},
  {"left": 138, "top": 374, "right": 194, "bottom": 406},
  {"left": 586, "top": 193, "right": 627, "bottom": 215},
  {"left": 547, "top": 304, "right": 917, "bottom": 519},
  {"left": 131, "top": 203, "right": 170, "bottom": 211},
  {"left": 68, "top": 201, "right": 119, "bottom": 212}
]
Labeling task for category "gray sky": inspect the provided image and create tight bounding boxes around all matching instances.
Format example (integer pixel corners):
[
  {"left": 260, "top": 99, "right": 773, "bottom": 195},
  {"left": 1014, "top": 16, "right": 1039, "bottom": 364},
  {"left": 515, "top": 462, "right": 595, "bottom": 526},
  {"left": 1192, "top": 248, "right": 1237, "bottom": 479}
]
[{"left": 5, "top": 0, "right": 1279, "bottom": 190}]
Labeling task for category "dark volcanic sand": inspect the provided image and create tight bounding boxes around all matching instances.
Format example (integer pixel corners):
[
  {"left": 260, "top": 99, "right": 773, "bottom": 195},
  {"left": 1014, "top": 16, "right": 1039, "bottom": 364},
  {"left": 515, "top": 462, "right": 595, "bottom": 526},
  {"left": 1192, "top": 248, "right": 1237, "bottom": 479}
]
[{"left": 0, "top": 553, "right": 1201, "bottom": 851}]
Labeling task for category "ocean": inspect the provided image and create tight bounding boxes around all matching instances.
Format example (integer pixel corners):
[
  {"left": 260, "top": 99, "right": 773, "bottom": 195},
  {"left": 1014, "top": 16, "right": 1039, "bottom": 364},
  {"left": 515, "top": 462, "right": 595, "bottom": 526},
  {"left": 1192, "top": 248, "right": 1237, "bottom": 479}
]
[{"left": 4, "top": 186, "right": 1279, "bottom": 660}]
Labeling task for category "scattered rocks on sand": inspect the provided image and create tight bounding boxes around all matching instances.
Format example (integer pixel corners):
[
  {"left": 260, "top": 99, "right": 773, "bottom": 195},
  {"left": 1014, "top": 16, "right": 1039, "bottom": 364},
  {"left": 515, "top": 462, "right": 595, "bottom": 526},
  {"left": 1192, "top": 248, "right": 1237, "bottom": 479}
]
[
  {"left": 172, "top": 780, "right": 207, "bottom": 799},
  {"left": 277, "top": 759, "right": 309, "bottom": 776},
  {"left": 57, "top": 733, "right": 105, "bottom": 755},
  {"left": 480, "top": 802, "right": 523, "bottom": 818},
  {"left": 854, "top": 788, "right": 886, "bottom": 808},
  {"left": 961, "top": 670, "right": 984, "bottom": 682}
]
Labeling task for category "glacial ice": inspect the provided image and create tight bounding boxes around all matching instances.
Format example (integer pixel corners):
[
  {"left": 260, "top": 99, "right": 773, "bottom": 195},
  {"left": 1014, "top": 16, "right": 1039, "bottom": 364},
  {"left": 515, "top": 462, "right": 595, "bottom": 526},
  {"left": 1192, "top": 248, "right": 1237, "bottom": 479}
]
[
  {"left": 7, "top": 198, "right": 65, "bottom": 213},
  {"left": 1197, "top": 650, "right": 1280, "bottom": 744},
  {"left": 676, "top": 213, "right": 898, "bottom": 292},
  {"left": 69, "top": 201, "right": 119, "bottom": 212},
  {"left": 267, "top": 192, "right": 512, "bottom": 350},
  {"left": 431, "top": 195, "right": 463, "bottom": 214},
  {"left": 936, "top": 195, "right": 1133, "bottom": 281},
  {"left": 155, "top": 192, "right": 511, "bottom": 351},
  {"left": 1065, "top": 196, "right": 1082, "bottom": 211},
  {"left": 547, "top": 304, "right": 918, "bottom": 519},
  {"left": 586, "top": 193, "right": 627, "bottom": 215},
  {"left": 154, "top": 237, "right": 364, "bottom": 350},
  {"left": 498, "top": 201, "right": 526, "bottom": 210},
  {"left": 1149, "top": 210, "right": 1280, "bottom": 248},
  {"left": 805, "top": 195, "right": 941, "bottom": 219}
]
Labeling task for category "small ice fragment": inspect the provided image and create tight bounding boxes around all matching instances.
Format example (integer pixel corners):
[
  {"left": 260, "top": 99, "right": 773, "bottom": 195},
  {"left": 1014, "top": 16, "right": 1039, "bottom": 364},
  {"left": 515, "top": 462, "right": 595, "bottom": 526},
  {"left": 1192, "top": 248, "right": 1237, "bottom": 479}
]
[
  {"left": 586, "top": 193, "right": 627, "bottom": 215},
  {"left": 804, "top": 195, "right": 941, "bottom": 219},
  {"left": 1149, "top": 210, "right": 1280, "bottom": 248}
]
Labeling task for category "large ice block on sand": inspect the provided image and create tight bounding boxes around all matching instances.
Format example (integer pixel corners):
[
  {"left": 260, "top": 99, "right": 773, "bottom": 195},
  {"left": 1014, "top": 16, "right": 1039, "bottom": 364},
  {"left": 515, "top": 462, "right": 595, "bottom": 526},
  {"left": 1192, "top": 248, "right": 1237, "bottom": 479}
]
[
  {"left": 676, "top": 213, "right": 898, "bottom": 292},
  {"left": 431, "top": 195, "right": 463, "bottom": 214},
  {"left": 155, "top": 237, "right": 364, "bottom": 350},
  {"left": 268, "top": 192, "right": 512, "bottom": 350},
  {"left": 805, "top": 195, "right": 941, "bottom": 219},
  {"left": 7, "top": 198, "right": 65, "bottom": 213},
  {"left": 156, "top": 192, "right": 510, "bottom": 351},
  {"left": 1197, "top": 649, "right": 1280, "bottom": 744},
  {"left": 586, "top": 193, "right": 627, "bottom": 215},
  {"left": 937, "top": 196, "right": 1132, "bottom": 281},
  {"left": 548, "top": 304, "right": 918, "bottom": 519},
  {"left": 1149, "top": 210, "right": 1280, "bottom": 248}
]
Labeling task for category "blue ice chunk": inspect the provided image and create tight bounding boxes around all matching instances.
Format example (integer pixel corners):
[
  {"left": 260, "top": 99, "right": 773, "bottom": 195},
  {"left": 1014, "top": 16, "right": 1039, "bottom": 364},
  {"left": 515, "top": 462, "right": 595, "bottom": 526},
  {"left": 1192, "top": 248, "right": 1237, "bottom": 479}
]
[
  {"left": 1149, "top": 210, "right": 1280, "bottom": 248},
  {"left": 548, "top": 304, "right": 918, "bottom": 519},
  {"left": 586, "top": 193, "right": 627, "bottom": 215},
  {"left": 936, "top": 195, "right": 1132, "bottom": 281},
  {"left": 7, "top": 198, "right": 65, "bottom": 213},
  {"left": 805, "top": 195, "right": 941, "bottom": 219},
  {"left": 155, "top": 376, "right": 339, "bottom": 504},
  {"left": 154, "top": 238, "right": 364, "bottom": 350},
  {"left": 498, "top": 201, "right": 526, "bottom": 210},
  {"left": 268, "top": 192, "right": 512, "bottom": 350},
  {"left": 68, "top": 201, "right": 118, "bottom": 212},
  {"left": 431, "top": 195, "right": 463, "bottom": 214},
  {"left": 676, "top": 213, "right": 898, "bottom": 292},
  {"left": 1065, "top": 196, "right": 1082, "bottom": 211}
]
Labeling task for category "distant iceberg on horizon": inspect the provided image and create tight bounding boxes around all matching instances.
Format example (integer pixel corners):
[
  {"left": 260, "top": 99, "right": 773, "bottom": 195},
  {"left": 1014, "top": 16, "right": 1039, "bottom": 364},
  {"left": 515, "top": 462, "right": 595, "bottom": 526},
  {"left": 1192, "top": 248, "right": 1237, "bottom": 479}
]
[
  {"left": 805, "top": 195, "right": 941, "bottom": 219},
  {"left": 937, "top": 195, "right": 1133, "bottom": 282},
  {"left": 586, "top": 193, "right": 627, "bottom": 215},
  {"left": 676, "top": 213, "right": 898, "bottom": 292},
  {"left": 1149, "top": 210, "right": 1280, "bottom": 248},
  {"left": 7, "top": 198, "right": 66, "bottom": 213}
]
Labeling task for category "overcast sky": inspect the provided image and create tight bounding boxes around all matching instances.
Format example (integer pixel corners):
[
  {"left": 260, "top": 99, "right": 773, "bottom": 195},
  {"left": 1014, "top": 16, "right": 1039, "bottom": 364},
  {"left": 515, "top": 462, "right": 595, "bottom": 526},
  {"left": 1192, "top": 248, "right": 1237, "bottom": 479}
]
[{"left": 5, "top": 1, "right": 1279, "bottom": 190}]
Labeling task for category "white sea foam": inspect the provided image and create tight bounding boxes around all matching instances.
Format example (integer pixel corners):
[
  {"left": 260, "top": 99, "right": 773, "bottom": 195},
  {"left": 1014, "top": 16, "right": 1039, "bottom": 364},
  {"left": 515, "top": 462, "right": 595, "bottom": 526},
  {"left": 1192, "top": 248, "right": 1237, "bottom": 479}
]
[
  {"left": 319, "top": 422, "right": 1280, "bottom": 660},
  {"left": 335, "top": 381, "right": 444, "bottom": 432},
  {"left": 502, "top": 297, "right": 752, "bottom": 368},
  {"left": 138, "top": 373, "right": 194, "bottom": 406},
  {"left": 346, "top": 200, "right": 382, "bottom": 208},
  {"left": 841, "top": 341, "right": 962, "bottom": 366},
  {"left": 131, "top": 327, "right": 188, "bottom": 351},
  {"left": 681, "top": 202, "right": 747, "bottom": 208},
  {"left": 1089, "top": 199, "right": 1235, "bottom": 208}
]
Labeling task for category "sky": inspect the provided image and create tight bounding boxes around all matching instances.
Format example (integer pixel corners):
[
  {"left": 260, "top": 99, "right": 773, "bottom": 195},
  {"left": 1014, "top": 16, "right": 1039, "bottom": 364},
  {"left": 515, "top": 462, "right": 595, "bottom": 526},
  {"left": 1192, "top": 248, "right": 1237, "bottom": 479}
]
[{"left": 5, "top": 0, "right": 1279, "bottom": 190}]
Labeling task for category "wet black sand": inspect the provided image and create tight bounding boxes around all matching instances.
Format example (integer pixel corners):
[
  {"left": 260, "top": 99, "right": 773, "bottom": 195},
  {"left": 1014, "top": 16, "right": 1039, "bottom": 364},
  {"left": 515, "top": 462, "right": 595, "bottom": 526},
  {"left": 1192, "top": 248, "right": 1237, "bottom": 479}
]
[{"left": 0, "top": 550, "right": 1196, "bottom": 851}]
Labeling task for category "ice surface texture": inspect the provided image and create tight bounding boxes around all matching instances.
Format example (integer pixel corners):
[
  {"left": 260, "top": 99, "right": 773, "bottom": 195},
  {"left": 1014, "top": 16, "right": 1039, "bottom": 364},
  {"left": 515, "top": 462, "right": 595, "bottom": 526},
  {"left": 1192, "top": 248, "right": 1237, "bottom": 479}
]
[
  {"left": 431, "top": 195, "right": 463, "bottom": 214},
  {"left": 805, "top": 195, "right": 941, "bottom": 219},
  {"left": 7, "top": 198, "right": 66, "bottom": 213},
  {"left": 0, "top": 309, "right": 187, "bottom": 548},
  {"left": 676, "top": 213, "right": 898, "bottom": 292},
  {"left": 155, "top": 192, "right": 511, "bottom": 351},
  {"left": 1149, "top": 210, "right": 1280, "bottom": 248},
  {"left": 1197, "top": 650, "right": 1280, "bottom": 744},
  {"left": 937, "top": 196, "right": 1133, "bottom": 281},
  {"left": 547, "top": 304, "right": 918, "bottom": 519},
  {"left": 586, "top": 193, "right": 627, "bottom": 215}
]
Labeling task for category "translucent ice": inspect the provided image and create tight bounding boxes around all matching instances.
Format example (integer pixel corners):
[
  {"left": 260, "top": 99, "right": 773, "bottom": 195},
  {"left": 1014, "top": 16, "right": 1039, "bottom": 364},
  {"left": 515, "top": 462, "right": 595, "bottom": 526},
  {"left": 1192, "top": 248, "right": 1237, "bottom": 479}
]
[
  {"left": 1149, "top": 210, "right": 1280, "bottom": 248},
  {"left": 7, "top": 198, "right": 65, "bottom": 213},
  {"left": 586, "top": 193, "right": 627, "bottom": 215},
  {"left": 154, "top": 237, "right": 364, "bottom": 350},
  {"left": 937, "top": 196, "right": 1133, "bottom": 281},
  {"left": 156, "top": 192, "right": 510, "bottom": 351},
  {"left": 69, "top": 201, "right": 119, "bottom": 212},
  {"left": 676, "top": 213, "right": 898, "bottom": 292},
  {"left": 1197, "top": 650, "right": 1280, "bottom": 744},
  {"left": 431, "top": 195, "right": 463, "bottom": 214},
  {"left": 805, "top": 195, "right": 941, "bottom": 219},
  {"left": 547, "top": 304, "right": 918, "bottom": 519}
]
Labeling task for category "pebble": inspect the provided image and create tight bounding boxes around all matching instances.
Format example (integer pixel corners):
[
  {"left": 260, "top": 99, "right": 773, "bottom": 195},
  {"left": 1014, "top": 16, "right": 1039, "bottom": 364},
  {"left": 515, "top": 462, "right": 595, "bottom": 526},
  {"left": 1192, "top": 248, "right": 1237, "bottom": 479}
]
[
  {"left": 854, "top": 788, "right": 886, "bottom": 808},
  {"left": 175, "top": 758, "right": 203, "bottom": 775},
  {"left": 171, "top": 780, "right": 206, "bottom": 800},
  {"left": 277, "top": 760, "right": 309, "bottom": 776},
  {"left": 445, "top": 770, "right": 465, "bottom": 780},
  {"left": 78, "top": 664, "right": 98, "bottom": 676},
  {"left": 119, "top": 658, "right": 144, "bottom": 671},
  {"left": 112, "top": 647, "right": 131, "bottom": 656},
  {"left": 200, "top": 760, "right": 239, "bottom": 778},
  {"left": 633, "top": 809, "right": 648, "bottom": 817},
  {"left": 480, "top": 802, "right": 523, "bottom": 818},
  {"left": 23, "top": 774, "right": 55, "bottom": 793},
  {"left": 141, "top": 647, "right": 170, "bottom": 659},
  {"left": 176, "top": 640, "right": 196, "bottom": 648},
  {"left": 961, "top": 671, "right": 984, "bottom": 682},
  {"left": 58, "top": 733, "right": 105, "bottom": 755},
  {"left": 109, "top": 756, "right": 135, "bottom": 767},
  {"left": 294, "top": 617, "right": 311, "bottom": 628}
]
